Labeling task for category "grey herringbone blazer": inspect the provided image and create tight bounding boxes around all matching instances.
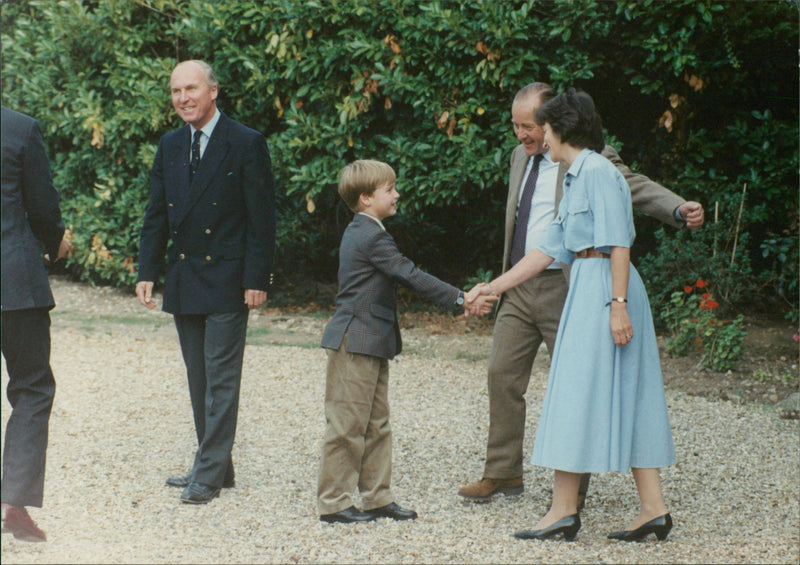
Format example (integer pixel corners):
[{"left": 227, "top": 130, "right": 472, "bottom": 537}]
[{"left": 321, "top": 213, "right": 460, "bottom": 360}]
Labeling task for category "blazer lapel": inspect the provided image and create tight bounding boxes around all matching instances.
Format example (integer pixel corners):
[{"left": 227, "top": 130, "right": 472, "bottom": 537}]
[
  {"left": 503, "top": 146, "right": 528, "bottom": 271},
  {"left": 180, "top": 113, "right": 231, "bottom": 224}
]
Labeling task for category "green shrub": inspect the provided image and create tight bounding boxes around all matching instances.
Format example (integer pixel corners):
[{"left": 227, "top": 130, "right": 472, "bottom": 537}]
[{"left": 1, "top": 0, "right": 796, "bottom": 320}]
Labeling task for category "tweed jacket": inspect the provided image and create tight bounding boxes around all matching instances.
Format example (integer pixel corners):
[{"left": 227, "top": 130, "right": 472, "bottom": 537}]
[
  {"left": 137, "top": 112, "right": 276, "bottom": 314},
  {"left": 321, "top": 213, "right": 460, "bottom": 360},
  {"left": 1, "top": 107, "right": 65, "bottom": 311},
  {"left": 502, "top": 143, "right": 686, "bottom": 275}
]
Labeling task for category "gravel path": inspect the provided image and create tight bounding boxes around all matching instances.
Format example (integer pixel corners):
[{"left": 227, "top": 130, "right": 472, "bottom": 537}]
[{"left": 2, "top": 278, "right": 798, "bottom": 564}]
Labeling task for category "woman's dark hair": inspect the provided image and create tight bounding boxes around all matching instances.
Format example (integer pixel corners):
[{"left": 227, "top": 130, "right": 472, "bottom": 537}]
[{"left": 533, "top": 88, "right": 605, "bottom": 152}]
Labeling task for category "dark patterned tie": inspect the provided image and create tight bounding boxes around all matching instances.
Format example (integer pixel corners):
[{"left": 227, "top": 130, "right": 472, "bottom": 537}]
[
  {"left": 190, "top": 129, "right": 202, "bottom": 180},
  {"left": 509, "top": 153, "right": 544, "bottom": 266}
]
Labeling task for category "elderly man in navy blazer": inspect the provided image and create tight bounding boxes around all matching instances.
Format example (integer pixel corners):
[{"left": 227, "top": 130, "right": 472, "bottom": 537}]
[
  {"left": 1, "top": 107, "right": 72, "bottom": 541},
  {"left": 136, "top": 60, "right": 276, "bottom": 504}
]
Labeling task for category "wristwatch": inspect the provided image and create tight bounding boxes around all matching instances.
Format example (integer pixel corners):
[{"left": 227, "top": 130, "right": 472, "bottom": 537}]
[{"left": 456, "top": 291, "right": 465, "bottom": 306}]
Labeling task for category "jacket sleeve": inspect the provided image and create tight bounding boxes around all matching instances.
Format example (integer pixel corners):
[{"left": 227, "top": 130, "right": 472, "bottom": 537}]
[
  {"left": 22, "top": 118, "right": 64, "bottom": 259},
  {"left": 367, "top": 228, "right": 460, "bottom": 308},
  {"left": 602, "top": 145, "right": 685, "bottom": 229},
  {"left": 137, "top": 138, "right": 170, "bottom": 282},
  {"left": 242, "top": 133, "right": 276, "bottom": 290}
]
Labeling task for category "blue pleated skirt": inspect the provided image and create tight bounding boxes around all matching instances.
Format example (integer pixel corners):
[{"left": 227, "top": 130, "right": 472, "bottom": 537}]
[{"left": 530, "top": 259, "right": 676, "bottom": 473}]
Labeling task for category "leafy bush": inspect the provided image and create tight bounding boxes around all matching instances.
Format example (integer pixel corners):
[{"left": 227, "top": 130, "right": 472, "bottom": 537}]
[
  {"left": 660, "top": 279, "right": 746, "bottom": 371},
  {"left": 1, "top": 0, "right": 797, "bottom": 320}
]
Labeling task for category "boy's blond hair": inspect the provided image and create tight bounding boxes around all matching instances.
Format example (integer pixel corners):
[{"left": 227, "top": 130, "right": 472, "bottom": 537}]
[{"left": 338, "top": 159, "right": 396, "bottom": 212}]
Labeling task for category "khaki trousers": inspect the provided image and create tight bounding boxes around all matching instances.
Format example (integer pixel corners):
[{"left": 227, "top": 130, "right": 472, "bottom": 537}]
[
  {"left": 317, "top": 337, "right": 394, "bottom": 514},
  {"left": 483, "top": 269, "right": 567, "bottom": 479}
]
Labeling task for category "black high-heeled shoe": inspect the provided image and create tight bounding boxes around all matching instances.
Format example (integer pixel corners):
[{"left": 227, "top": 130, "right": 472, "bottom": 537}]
[
  {"left": 515, "top": 514, "right": 581, "bottom": 541},
  {"left": 607, "top": 513, "right": 673, "bottom": 542}
]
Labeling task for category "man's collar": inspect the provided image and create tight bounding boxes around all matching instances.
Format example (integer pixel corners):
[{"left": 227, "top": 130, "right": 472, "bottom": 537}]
[{"left": 193, "top": 108, "right": 221, "bottom": 138}]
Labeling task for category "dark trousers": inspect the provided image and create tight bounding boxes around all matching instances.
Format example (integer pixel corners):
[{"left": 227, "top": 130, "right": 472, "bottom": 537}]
[
  {"left": 1, "top": 308, "right": 56, "bottom": 508},
  {"left": 173, "top": 311, "right": 248, "bottom": 488}
]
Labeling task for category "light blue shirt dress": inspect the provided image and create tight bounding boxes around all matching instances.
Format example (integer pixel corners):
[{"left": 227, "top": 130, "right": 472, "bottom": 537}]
[{"left": 531, "top": 149, "right": 676, "bottom": 473}]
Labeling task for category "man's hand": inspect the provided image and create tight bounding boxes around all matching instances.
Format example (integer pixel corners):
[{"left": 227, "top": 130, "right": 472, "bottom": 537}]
[
  {"left": 464, "top": 283, "right": 499, "bottom": 317},
  {"left": 244, "top": 289, "right": 267, "bottom": 310},
  {"left": 44, "top": 236, "right": 74, "bottom": 262},
  {"left": 679, "top": 201, "right": 704, "bottom": 229},
  {"left": 56, "top": 236, "right": 73, "bottom": 260},
  {"left": 136, "top": 281, "right": 157, "bottom": 310},
  {"left": 465, "top": 293, "right": 498, "bottom": 317},
  {"left": 465, "top": 282, "right": 494, "bottom": 304}
]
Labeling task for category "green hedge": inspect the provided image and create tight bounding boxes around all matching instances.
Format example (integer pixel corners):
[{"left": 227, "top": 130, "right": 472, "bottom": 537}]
[{"left": 2, "top": 0, "right": 797, "bottom": 319}]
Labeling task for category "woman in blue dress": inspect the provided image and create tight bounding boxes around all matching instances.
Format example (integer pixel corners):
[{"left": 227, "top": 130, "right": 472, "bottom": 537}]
[{"left": 466, "top": 90, "right": 675, "bottom": 542}]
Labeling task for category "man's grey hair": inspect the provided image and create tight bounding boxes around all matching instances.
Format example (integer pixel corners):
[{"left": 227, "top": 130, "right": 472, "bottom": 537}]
[
  {"left": 514, "top": 82, "right": 555, "bottom": 105},
  {"left": 178, "top": 59, "right": 219, "bottom": 88}
]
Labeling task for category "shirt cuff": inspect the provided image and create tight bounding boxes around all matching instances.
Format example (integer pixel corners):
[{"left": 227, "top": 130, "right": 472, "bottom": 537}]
[{"left": 673, "top": 205, "right": 686, "bottom": 225}]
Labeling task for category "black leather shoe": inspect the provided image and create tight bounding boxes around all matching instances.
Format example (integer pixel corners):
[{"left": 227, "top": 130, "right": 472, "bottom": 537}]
[
  {"left": 366, "top": 502, "right": 418, "bottom": 521},
  {"left": 166, "top": 470, "right": 235, "bottom": 489},
  {"left": 320, "top": 506, "right": 377, "bottom": 524},
  {"left": 180, "top": 482, "right": 221, "bottom": 504},
  {"left": 515, "top": 514, "right": 581, "bottom": 541},
  {"left": 608, "top": 513, "right": 672, "bottom": 542},
  {"left": 165, "top": 473, "right": 192, "bottom": 488}
]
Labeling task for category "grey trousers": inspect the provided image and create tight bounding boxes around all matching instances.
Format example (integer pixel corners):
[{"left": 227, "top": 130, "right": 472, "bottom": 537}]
[
  {"left": 317, "top": 337, "right": 394, "bottom": 514},
  {"left": 173, "top": 311, "right": 248, "bottom": 488},
  {"left": 1, "top": 308, "right": 55, "bottom": 508}
]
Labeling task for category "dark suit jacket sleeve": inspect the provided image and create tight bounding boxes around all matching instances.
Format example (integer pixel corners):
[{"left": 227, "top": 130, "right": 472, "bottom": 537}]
[
  {"left": 137, "top": 138, "right": 170, "bottom": 283},
  {"left": 368, "top": 228, "right": 460, "bottom": 307},
  {"left": 22, "top": 118, "right": 65, "bottom": 259},
  {"left": 241, "top": 133, "right": 276, "bottom": 290},
  {"left": 602, "top": 145, "right": 685, "bottom": 228}
]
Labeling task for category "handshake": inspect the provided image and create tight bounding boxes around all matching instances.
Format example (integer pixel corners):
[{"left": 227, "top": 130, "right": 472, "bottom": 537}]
[{"left": 463, "top": 282, "right": 499, "bottom": 317}]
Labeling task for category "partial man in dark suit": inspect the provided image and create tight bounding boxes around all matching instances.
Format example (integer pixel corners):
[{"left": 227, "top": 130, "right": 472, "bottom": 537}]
[
  {"left": 136, "top": 60, "right": 276, "bottom": 504},
  {"left": 1, "top": 107, "right": 73, "bottom": 541},
  {"left": 458, "top": 83, "right": 704, "bottom": 505}
]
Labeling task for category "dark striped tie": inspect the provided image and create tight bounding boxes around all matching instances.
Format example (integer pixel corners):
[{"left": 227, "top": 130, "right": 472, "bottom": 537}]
[
  {"left": 509, "top": 153, "right": 544, "bottom": 266},
  {"left": 190, "top": 129, "right": 202, "bottom": 180}
]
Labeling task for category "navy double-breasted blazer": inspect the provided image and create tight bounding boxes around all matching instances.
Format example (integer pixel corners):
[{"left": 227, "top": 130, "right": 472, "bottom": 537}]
[{"left": 137, "top": 112, "right": 276, "bottom": 314}]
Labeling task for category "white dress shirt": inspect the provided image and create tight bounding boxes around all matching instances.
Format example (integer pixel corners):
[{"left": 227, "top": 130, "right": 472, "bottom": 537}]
[{"left": 516, "top": 151, "right": 561, "bottom": 268}]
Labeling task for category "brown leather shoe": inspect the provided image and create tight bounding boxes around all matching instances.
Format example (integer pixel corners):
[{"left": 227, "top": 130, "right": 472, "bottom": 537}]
[
  {"left": 457, "top": 477, "right": 523, "bottom": 501},
  {"left": 1, "top": 503, "right": 47, "bottom": 542}
]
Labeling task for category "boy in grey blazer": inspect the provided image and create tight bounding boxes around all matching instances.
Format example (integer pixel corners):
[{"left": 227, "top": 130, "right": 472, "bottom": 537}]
[{"left": 317, "top": 160, "right": 493, "bottom": 523}]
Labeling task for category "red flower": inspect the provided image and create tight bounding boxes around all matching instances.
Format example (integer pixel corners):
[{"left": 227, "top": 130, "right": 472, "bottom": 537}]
[
  {"left": 701, "top": 293, "right": 712, "bottom": 299},
  {"left": 684, "top": 286, "right": 693, "bottom": 293},
  {"left": 700, "top": 299, "right": 719, "bottom": 310},
  {"left": 696, "top": 279, "right": 707, "bottom": 288}
]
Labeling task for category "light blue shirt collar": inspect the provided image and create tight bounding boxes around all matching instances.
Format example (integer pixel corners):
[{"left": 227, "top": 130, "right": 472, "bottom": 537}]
[
  {"left": 565, "top": 148, "right": 594, "bottom": 179},
  {"left": 190, "top": 108, "right": 221, "bottom": 158}
]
